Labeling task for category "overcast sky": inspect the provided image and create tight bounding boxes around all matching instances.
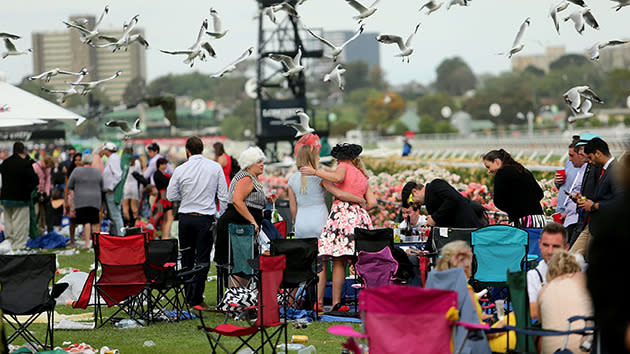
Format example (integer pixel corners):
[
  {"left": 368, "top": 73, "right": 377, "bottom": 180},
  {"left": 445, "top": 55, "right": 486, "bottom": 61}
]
[{"left": 1, "top": 0, "right": 628, "bottom": 87}]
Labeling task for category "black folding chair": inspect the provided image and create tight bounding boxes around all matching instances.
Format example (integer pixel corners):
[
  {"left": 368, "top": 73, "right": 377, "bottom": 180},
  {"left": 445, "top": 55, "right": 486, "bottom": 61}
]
[
  {"left": 270, "top": 238, "right": 319, "bottom": 316},
  {"left": 216, "top": 224, "right": 257, "bottom": 304},
  {"left": 145, "top": 239, "right": 195, "bottom": 322},
  {"left": 0, "top": 254, "right": 68, "bottom": 350}
]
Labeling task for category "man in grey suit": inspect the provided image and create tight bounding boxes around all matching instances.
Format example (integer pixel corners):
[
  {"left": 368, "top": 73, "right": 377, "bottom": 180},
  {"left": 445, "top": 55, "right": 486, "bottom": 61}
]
[{"left": 570, "top": 137, "right": 623, "bottom": 258}]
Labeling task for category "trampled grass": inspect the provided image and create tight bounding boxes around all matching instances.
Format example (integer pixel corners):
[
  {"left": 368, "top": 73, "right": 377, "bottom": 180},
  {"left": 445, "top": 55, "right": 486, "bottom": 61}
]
[{"left": 7, "top": 248, "right": 356, "bottom": 353}]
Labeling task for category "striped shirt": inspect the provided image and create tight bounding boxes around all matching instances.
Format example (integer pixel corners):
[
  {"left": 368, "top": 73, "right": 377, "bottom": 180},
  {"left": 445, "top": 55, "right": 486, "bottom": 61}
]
[{"left": 228, "top": 170, "right": 266, "bottom": 209}]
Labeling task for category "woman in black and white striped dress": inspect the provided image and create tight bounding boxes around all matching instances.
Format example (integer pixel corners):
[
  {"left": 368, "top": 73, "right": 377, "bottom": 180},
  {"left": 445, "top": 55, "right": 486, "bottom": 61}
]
[{"left": 214, "top": 147, "right": 267, "bottom": 268}]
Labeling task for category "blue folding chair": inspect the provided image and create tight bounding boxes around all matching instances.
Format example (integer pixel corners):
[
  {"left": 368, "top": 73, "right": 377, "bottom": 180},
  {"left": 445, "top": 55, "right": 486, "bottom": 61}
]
[
  {"left": 471, "top": 225, "right": 529, "bottom": 287},
  {"left": 524, "top": 228, "right": 543, "bottom": 263}
]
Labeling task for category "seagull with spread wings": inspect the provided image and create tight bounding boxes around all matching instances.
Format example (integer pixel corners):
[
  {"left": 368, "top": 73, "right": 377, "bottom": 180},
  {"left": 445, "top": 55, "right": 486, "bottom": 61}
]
[
  {"left": 268, "top": 47, "right": 304, "bottom": 76},
  {"left": 211, "top": 46, "right": 254, "bottom": 78},
  {"left": 0, "top": 33, "right": 20, "bottom": 40},
  {"left": 1, "top": 38, "right": 31, "bottom": 59},
  {"left": 306, "top": 24, "right": 364, "bottom": 61},
  {"left": 62, "top": 5, "right": 110, "bottom": 44},
  {"left": 563, "top": 86, "right": 604, "bottom": 113},
  {"left": 93, "top": 15, "right": 148, "bottom": 52},
  {"left": 254, "top": 1, "right": 299, "bottom": 24},
  {"left": 206, "top": 8, "right": 228, "bottom": 39},
  {"left": 41, "top": 86, "right": 82, "bottom": 104},
  {"left": 611, "top": 0, "right": 630, "bottom": 11},
  {"left": 567, "top": 99, "right": 594, "bottom": 123},
  {"left": 499, "top": 17, "right": 530, "bottom": 58},
  {"left": 105, "top": 118, "right": 142, "bottom": 139},
  {"left": 323, "top": 64, "right": 346, "bottom": 91},
  {"left": 66, "top": 71, "right": 122, "bottom": 95},
  {"left": 588, "top": 40, "right": 630, "bottom": 60},
  {"left": 161, "top": 19, "right": 215, "bottom": 67},
  {"left": 28, "top": 68, "right": 86, "bottom": 83},
  {"left": 376, "top": 23, "right": 421, "bottom": 63},
  {"left": 419, "top": 0, "right": 443, "bottom": 14},
  {"left": 563, "top": 7, "right": 599, "bottom": 34},
  {"left": 550, "top": 1, "right": 571, "bottom": 34},
  {"left": 284, "top": 109, "right": 314, "bottom": 137},
  {"left": 345, "top": 0, "right": 379, "bottom": 22}
]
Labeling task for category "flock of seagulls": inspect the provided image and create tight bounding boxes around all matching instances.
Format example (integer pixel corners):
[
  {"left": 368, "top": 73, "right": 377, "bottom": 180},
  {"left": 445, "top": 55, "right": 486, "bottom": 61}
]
[{"left": 2, "top": 0, "right": 630, "bottom": 133}]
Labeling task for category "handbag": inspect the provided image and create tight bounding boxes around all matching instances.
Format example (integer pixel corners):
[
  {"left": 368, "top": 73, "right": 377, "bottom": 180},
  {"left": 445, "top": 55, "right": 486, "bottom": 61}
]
[{"left": 216, "top": 287, "right": 258, "bottom": 313}]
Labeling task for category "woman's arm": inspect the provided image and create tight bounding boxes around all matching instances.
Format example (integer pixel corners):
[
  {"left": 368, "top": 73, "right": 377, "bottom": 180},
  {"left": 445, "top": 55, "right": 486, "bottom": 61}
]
[
  {"left": 365, "top": 185, "right": 377, "bottom": 210},
  {"left": 232, "top": 176, "right": 259, "bottom": 233},
  {"left": 300, "top": 165, "right": 346, "bottom": 184},
  {"left": 288, "top": 186, "right": 297, "bottom": 223},
  {"left": 322, "top": 180, "right": 365, "bottom": 207},
  {"left": 217, "top": 154, "right": 228, "bottom": 168}
]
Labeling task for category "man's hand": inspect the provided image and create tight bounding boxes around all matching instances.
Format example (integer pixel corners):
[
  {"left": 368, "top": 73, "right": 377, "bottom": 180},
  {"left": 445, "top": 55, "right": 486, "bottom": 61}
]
[
  {"left": 426, "top": 215, "right": 436, "bottom": 227},
  {"left": 577, "top": 198, "right": 595, "bottom": 212},
  {"left": 554, "top": 172, "right": 566, "bottom": 187},
  {"left": 107, "top": 189, "right": 114, "bottom": 194}
]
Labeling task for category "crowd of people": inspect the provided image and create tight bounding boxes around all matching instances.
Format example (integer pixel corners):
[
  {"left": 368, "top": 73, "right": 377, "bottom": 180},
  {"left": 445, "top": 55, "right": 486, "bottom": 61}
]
[{"left": 0, "top": 131, "right": 627, "bottom": 352}]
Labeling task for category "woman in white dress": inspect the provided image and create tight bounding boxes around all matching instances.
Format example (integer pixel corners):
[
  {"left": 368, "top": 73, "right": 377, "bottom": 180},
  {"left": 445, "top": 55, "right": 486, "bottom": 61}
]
[{"left": 122, "top": 149, "right": 142, "bottom": 227}]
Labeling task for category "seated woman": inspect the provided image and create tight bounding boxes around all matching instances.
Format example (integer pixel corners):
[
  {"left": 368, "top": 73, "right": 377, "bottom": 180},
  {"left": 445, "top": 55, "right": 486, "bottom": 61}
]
[
  {"left": 436, "top": 241, "right": 516, "bottom": 353},
  {"left": 538, "top": 250, "right": 592, "bottom": 353}
]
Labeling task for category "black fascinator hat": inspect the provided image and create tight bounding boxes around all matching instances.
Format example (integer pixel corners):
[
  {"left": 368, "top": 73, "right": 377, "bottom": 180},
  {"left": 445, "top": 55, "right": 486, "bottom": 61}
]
[{"left": 331, "top": 143, "right": 363, "bottom": 160}]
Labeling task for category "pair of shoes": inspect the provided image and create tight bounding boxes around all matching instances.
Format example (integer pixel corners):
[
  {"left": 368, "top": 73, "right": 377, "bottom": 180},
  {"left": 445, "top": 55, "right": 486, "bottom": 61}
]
[{"left": 330, "top": 303, "right": 349, "bottom": 312}]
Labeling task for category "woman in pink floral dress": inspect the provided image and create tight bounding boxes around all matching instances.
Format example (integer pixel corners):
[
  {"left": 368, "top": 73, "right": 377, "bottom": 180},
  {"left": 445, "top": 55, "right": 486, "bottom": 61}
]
[{"left": 300, "top": 143, "right": 376, "bottom": 311}]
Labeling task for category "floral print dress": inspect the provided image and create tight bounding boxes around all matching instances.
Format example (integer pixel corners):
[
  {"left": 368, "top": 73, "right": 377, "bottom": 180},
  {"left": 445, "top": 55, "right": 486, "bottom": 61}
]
[{"left": 319, "top": 163, "right": 373, "bottom": 258}]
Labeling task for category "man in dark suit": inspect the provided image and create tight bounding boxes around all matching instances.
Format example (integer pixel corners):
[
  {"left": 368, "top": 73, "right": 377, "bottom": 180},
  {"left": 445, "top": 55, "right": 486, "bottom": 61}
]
[
  {"left": 401, "top": 180, "right": 482, "bottom": 228},
  {"left": 570, "top": 137, "right": 623, "bottom": 257}
]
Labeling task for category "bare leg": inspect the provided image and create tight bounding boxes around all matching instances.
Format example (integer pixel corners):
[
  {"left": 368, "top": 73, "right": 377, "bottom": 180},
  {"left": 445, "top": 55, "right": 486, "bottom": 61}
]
[
  {"left": 331, "top": 257, "right": 346, "bottom": 308},
  {"left": 82, "top": 223, "right": 91, "bottom": 248},
  {"left": 161, "top": 210, "right": 173, "bottom": 239},
  {"left": 130, "top": 199, "right": 139, "bottom": 225},
  {"left": 122, "top": 199, "right": 130, "bottom": 226},
  {"left": 317, "top": 259, "right": 327, "bottom": 309},
  {"left": 69, "top": 222, "right": 76, "bottom": 246}
]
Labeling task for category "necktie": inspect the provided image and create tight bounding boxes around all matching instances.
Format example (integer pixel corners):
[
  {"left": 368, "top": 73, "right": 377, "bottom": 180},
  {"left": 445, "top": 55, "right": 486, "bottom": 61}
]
[{"left": 599, "top": 168, "right": 606, "bottom": 181}]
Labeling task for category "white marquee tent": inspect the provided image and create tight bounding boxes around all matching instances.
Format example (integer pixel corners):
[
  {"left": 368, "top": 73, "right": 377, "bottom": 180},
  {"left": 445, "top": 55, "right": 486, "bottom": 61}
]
[{"left": 0, "top": 76, "right": 85, "bottom": 128}]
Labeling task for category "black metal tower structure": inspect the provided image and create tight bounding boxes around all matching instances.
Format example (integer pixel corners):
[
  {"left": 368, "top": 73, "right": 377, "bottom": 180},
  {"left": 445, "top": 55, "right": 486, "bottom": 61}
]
[{"left": 254, "top": 0, "right": 324, "bottom": 161}]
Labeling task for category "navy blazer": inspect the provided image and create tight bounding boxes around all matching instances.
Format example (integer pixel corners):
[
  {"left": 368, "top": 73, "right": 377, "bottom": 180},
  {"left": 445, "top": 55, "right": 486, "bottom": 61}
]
[{"left": 589, "top": 159, "right": 624, "bottom": 233}]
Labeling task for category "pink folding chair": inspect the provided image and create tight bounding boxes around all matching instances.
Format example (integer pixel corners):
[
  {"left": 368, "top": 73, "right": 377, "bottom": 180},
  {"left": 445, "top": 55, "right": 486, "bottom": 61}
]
[
  {"left": 354, "top": 247, "right": 398, "bottom": 289},
  {"left": 329, "top": 285, "right": 489, "bottom": 354}
]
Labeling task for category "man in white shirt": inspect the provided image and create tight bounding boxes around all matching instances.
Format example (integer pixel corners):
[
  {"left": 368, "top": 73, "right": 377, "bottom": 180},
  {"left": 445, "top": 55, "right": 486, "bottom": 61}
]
[
  {"left": 144, "top": 142, "right": 173, "bottom": 185},
  {"left": 167, "top": 136, "right": 228, "bottom": 308},
  {"left": 399, "top": 204, "right": 426, "bottom": 232},
  {"left": 527, "top": 222, "right": 569, "bottom": 320},
  {"left": 101, "top": 142, "right": 124, "bottom": 235}
]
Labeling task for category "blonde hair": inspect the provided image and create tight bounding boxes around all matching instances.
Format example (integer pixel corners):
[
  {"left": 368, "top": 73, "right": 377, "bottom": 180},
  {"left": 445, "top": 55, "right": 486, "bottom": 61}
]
[
  {"left": 338, "top": 156, "right": 368, "bottom": 178},
  {"left": 546, "top": 250, "right": 581, "bottom": 282},
  {"left": 295, "top": 145, "right": 319, "bottom": 194},
  {"left": 436, "top": 241, "right": 473, "bottom": 272}
]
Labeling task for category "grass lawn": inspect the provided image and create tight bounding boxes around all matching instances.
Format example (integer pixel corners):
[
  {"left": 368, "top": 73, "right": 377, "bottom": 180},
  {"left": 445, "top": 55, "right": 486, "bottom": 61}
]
[{"left": 7, "top": 248, "right": 357, "bottom": 353}]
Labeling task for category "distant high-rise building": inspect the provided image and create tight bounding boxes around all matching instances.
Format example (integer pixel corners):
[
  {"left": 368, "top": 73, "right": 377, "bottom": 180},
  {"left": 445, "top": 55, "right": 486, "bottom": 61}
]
[
  {"left": 31, "top": 15, "right": 146, "bottom": 103},
  {"left": 511, "top": 46, "right": 566, "bottom": 73}
]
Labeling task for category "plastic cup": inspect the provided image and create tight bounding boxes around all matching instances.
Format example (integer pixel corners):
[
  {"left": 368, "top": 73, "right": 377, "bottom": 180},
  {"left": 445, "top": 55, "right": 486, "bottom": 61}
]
[
  {"left": 495, "top": 299, "right": 505, "bottom": 320},
  {"left": 552, "top": 212, "right": 563, "bottom": 223}
]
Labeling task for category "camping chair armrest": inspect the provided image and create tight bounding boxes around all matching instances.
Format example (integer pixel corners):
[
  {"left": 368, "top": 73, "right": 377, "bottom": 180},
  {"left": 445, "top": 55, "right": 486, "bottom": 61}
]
[
  {"left": 568, "top": 315, "right": 594, "bottom": 323},
  {"left": 51, "top": 282, "right": 70, "bottom": 299},
  {"left": 328, "top": 325, "right": 369, "bottom": 338}
]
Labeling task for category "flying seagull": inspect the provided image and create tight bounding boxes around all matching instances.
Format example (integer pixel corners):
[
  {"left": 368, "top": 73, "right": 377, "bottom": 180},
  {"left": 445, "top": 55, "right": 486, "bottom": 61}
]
[
  {"left": 207, "top": 8, "right": 228, "bottom": 39},
  {"left": 588, "top": 40, "right": 630, "bottom": 60},
  {"left": 28, "top": 68, "right": 86, "bottom": 83},
  {"left": 284, "top": 109, "right": 314, "bottom": 137},
  {"left": 66, "top": 71, "right": 122, "bottom": 95},
  {"left": 105, "top": 118, "right": 142, "bottom": 139},
  {"left": 549, "top": 1, "right": 571, "bottom": 34},
  {"left": 2, "top": 38, "right": 31, "bottom": 59},
  {"left": 0, "top": 33, "right": 20, "bottom": 40},
  {"left": 323, "top": 64, "right": 346, "bottom": 91},
  {"left": 160, "top": 19, "right": 216, "bottom": 67},
  {"left": 268, "top": 47, "right": 304, "bottom": 76},
  {"left": 376, "top": 23, "right": 421, "bottom": 63},
  {"left": 419, "top": 0, "right": 443, "bottom": 14},
  {"left": 305, "top": 24, "right": 364, "bottom": 61},
  {"left": 345, "top": 0, "right": 379, "bottom": 22},
  {"left": 62, "top": 5, "right": 110, "bottom": 44},
  {"left": 563, "top": 8, "right": 599, "bottom": 34},
  {"left": 255, "top": 1, "right": 299, "bottom": 24},
  {"left": 211, "top": 46, "right": 254, "bottom": 78},
  {"left": 567, "top": 99, "right": 594, "bottom": 123},
  {"left": 93, "top": 15, "right": 149, "bottom": 52},
  {"left": 41, "top": 86, "right": 82, "bottom": 104},
  {"left": 67, "top": 67, "right": 90, "bottom": 85},
  {"left": 446, "top": 0, "right": 468, "bottom": 10},
  {"left": 500, "top": 17, "right": 530, "bottom": 58},
  {"left": 611, "top": 0, "right": 630, "bottom": 11},
  {"left": 563, "top": 86, "right": 604, "bottom": 113}
]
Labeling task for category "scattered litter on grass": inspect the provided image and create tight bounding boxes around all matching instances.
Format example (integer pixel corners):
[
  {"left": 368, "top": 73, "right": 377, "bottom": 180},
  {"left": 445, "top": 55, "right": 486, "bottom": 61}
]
[{"left": 143, "top": 340, "right": 155, "bottom": 347}]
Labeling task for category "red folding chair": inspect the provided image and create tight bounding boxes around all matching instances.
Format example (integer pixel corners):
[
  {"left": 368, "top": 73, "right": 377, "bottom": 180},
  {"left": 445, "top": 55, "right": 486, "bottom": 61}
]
[
  {"left": 196, "top": 255, "right": 288, "bottom": 353},
  {"left": 73, "top": 233, "right": 150, "bottom": 328},
  {"left": 329, "top": 285, "right": 489, "bottom": 354}
]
